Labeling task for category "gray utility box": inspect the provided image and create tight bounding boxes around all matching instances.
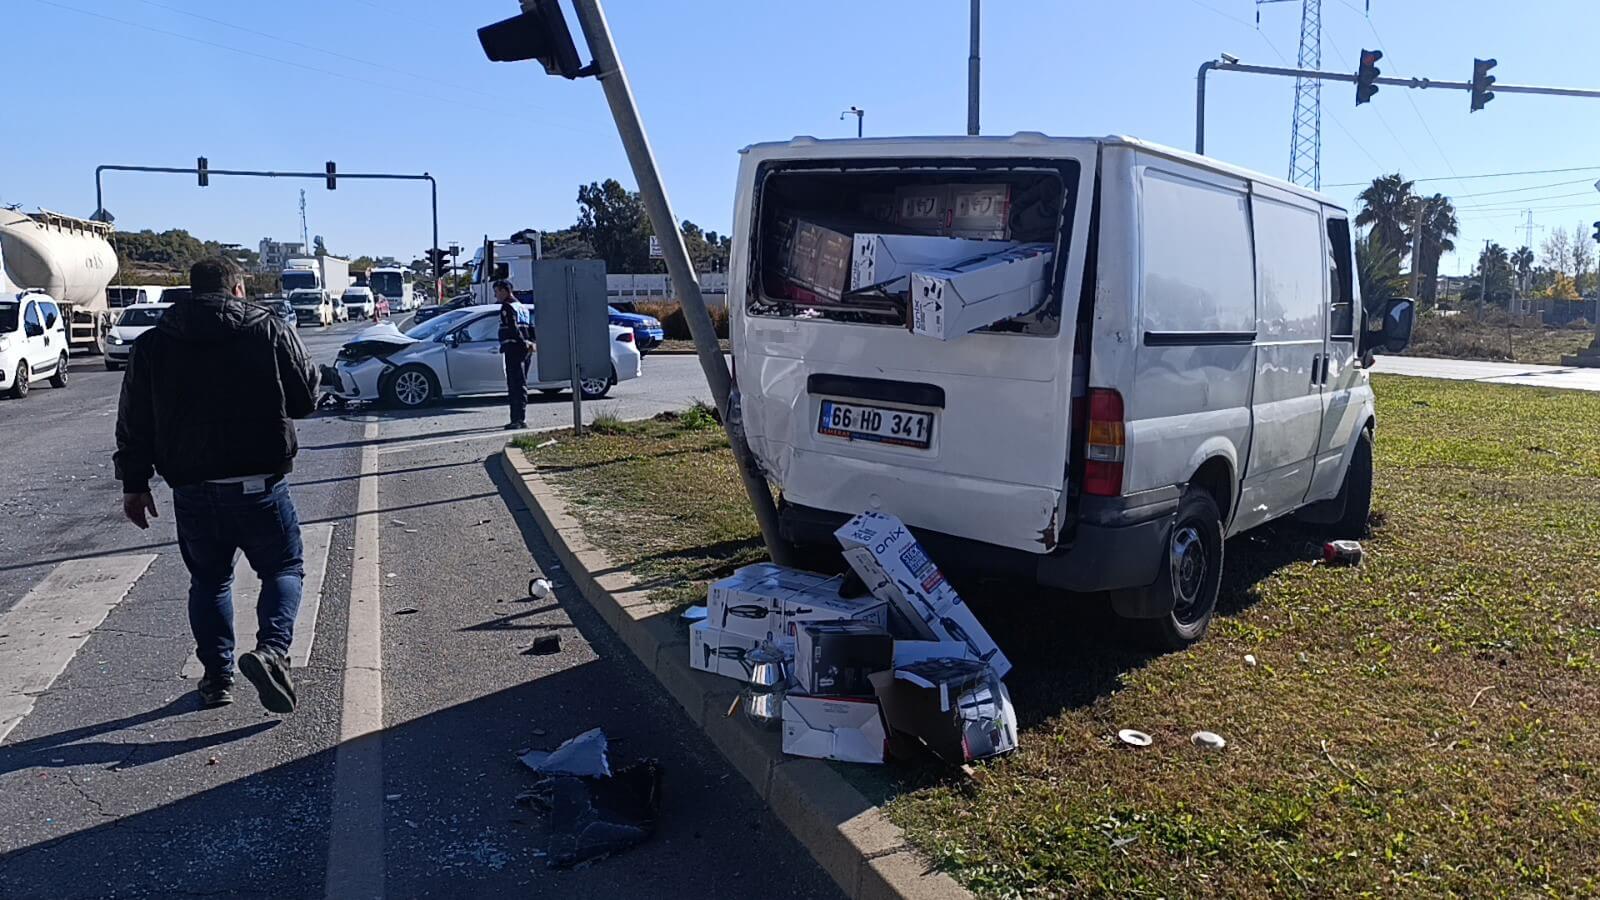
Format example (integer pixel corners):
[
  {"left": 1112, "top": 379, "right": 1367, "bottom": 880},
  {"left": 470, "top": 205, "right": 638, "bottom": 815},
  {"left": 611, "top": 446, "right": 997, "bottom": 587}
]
[{"left": 532, "top": 259, "right": 612, "bottom": 385}]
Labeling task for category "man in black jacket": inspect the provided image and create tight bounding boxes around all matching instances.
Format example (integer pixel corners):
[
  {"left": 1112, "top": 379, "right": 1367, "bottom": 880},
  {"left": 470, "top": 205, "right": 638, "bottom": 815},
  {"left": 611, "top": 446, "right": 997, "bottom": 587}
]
[
  {"left": 114, "top": 257, "right": 318, "bottom": 712},
  {"left": 495, "top": 279, "right": 533, "bottom": 429}
]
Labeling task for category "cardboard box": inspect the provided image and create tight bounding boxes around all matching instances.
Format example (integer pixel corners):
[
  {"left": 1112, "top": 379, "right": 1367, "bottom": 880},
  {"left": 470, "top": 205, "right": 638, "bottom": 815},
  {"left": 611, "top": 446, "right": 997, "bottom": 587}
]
[
  {"left": 777, "top": 575, "right": 891, "bottom": 643},
  {"left": 795, "top": 621, "right": 893, "bottom": 696},
  {"left": 708, "top": 563, "right": 831, "bottom": 641},
  {"left": 781, "top": 694, "right": 886, "bottom": 764},
  {"left": 908, "top": 243, "right": 1054, "bottom": 341},
  {"left": 869, "top": 658, "right": 1018, "bottom": 765},
  {"left": 688, "top": 620, "right": 765, "bottom": 681},
  {"left": 893, "top": 183, "right": 1012, "bottom": 240},
  {"left": 849, "top": 233, "right": 1008, "bottom": 293},
  {"left": 835, "top": 511, "right": 1011, "bottom": 678},
  {"left": 770, "top": 216, "right": 853, "bottom": 302}
]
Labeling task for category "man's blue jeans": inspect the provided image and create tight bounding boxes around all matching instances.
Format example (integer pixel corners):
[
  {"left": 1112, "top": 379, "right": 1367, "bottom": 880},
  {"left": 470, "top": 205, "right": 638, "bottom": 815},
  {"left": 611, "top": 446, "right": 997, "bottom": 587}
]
[{"left": 173, "top": 478, "right": 304, "bottom": 677}]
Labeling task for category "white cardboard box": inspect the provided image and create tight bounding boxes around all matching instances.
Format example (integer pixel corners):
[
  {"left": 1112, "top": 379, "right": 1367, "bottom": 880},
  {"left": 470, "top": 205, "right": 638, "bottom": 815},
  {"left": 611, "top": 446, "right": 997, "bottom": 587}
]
[
  {"left": 850, "top": 233, "right": 1006, "bottom": 293},
  {"left": 908, "top": 242, "right": 1053, "bottom": 340},
  {"left": 869, "top": 658, "right": 1018, "bottom": 765},
  {"left": 688, "top": 619, "right": 765, "bottom": 681},
  {"left": 781, "top": 694, "right": 886, "bottom": 764},
  {"left": 778, "top": 575, "right": 891, "bottom": 642},
  {"left": 835, "top": 511, "right": 1011, "bottom": 678},
  {"left": 708, "top": 563, "right": 831, "bottom": 641}
]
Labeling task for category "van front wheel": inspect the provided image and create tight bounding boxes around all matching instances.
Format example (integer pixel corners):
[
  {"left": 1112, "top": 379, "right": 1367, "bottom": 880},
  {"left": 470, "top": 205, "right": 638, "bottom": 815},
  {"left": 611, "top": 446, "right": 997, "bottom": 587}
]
[{"left": 1132, "top": 488, "right": 1224, "bottom": 651}]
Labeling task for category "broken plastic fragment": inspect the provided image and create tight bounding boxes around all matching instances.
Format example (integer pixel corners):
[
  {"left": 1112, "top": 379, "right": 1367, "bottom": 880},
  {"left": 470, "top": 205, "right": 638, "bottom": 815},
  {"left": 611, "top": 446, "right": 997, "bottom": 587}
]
[
  {"left": 1244, "top": 653, "right": 1258, "bottom": 667},
  {"left": 546, "top": 760, "right": 662, "bottom": 869},
  {"left": 1191, "top": 731, "right": 1227, "bottom": 750},
  {"left": 680, "top": 605, "right": 707, "bottom": 622},
  {"left": 537, "top": 439, "right": 558, "bottom": 449},
  {"left": 519, "top": 727, "right": 610, "bottom": 778},
  {"left": 1117, "top": 729, "right": 1153, "bottom": 747},
  {"left": 529, "top": 578, "right": 553, "bottom": 599}
]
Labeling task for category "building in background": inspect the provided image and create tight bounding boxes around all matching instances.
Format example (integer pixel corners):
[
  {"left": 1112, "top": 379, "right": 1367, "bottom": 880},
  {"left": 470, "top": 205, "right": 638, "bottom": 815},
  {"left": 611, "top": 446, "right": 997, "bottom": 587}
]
[{"left": 257, "top": 238, "right": 306, "bottom": 274}]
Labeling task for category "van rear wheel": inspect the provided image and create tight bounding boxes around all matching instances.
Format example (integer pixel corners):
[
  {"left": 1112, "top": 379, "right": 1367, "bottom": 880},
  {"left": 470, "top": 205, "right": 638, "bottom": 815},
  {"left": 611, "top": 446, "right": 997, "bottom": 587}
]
[{"left": 1130, "top": 488, "right": 1223, "bottom": 651}]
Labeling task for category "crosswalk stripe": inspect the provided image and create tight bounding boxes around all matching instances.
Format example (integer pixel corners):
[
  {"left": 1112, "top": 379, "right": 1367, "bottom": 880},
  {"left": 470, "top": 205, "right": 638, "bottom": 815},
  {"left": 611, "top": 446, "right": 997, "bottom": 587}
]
[
  {"left": 0, "top": 554, "right": 157, "bottom": 745},
  {"left": 180, "top": 523, "right": 335, "bottom": 679}
]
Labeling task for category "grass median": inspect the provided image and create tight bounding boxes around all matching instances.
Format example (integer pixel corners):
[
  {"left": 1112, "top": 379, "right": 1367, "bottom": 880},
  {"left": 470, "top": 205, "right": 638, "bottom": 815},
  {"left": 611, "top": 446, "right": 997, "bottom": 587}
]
[{"left": 514, "top": 377, "right": 1600, "bottom": 898}]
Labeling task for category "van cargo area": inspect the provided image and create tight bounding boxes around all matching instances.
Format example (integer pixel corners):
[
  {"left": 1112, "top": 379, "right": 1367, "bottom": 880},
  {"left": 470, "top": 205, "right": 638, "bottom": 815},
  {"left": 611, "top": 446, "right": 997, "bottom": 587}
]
[{"left": 750, "top": 165, "right": 1071, "bottom": 337}]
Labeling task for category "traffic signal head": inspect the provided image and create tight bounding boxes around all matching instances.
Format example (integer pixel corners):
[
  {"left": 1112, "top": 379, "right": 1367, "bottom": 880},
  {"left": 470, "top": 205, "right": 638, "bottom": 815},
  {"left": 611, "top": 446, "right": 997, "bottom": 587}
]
[
  {"left": 325, "top": 161, "right": 337, "bottom": 190},
  {"left": 197, "top": 156, "right": 209, "bottom": 187},
  {"left": 1355, "top": 49, "right": 1382, "bottom": 105},
  {"left": 1592, "top": 221, "right": 1600, "bottom": 244},
  {"left": 478, "top": 0, "right": 586, "bottom": 78},
  {"left": 1471, "top": 58, "right": 1497, "bottom": 112}
]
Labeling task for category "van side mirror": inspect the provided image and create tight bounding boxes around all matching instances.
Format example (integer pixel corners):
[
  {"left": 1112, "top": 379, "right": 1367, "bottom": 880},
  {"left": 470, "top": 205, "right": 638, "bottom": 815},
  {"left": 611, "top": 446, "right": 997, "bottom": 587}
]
[{"left": 1362, "top": 297, "right": 1414, "bottom": 356}]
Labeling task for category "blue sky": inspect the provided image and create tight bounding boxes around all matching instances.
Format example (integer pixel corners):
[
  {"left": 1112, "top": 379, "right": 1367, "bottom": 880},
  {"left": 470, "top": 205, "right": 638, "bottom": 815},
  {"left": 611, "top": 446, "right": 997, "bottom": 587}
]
[{"left": 5, "top": 0, "right": 1597, "bottom": 275}]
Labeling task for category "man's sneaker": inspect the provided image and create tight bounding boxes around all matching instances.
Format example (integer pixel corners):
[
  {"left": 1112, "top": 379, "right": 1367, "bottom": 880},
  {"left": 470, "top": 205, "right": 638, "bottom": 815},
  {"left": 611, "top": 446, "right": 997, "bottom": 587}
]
[
  {"left": 197, "top": 673, "right": 234, "bottom": 707},
  {"left": 504, "top": 421, "right": 526, "bottom": 431},
  {"left": 238, "top": 648, "right": 297, "bottom": 714}
]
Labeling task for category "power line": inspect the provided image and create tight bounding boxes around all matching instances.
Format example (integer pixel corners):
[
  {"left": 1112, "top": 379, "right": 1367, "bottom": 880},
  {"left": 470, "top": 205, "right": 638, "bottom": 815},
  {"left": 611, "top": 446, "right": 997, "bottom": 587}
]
[
  {"left": 1456, "top": 190, "right": 1598, "bottom": 211},
  {"left": 1325, "top": 165, "right": 1600, "bottom": 188},
  {"left": 1450, "top": 178, "right": 1598, "bottom": 199}
]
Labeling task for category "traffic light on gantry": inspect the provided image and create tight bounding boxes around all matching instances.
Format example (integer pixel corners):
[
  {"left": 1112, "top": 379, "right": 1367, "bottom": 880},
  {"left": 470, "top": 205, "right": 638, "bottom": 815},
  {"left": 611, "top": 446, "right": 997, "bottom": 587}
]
[
  {"left": 1470, "top": 58, "right": 1497, "bottom": 112},
  {"left": 1355, "top": 49, "right": 1382, "bottom": 105},
  {"left": 1592, "top": 221, "right": 1600, "bottom": 245},
  {"left": 478, "top": 0, "right": 587, "bottom": 78},
  {"left": 325, "top": 161, "right": 337, "bottom": 190},
  {"left": 197, "top": 156, "right": 209, "bottom": 187}
]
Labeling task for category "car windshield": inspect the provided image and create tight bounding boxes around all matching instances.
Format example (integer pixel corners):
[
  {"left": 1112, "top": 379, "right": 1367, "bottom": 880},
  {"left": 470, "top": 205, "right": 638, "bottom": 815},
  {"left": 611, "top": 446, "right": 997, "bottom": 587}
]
[
  {"left": 0, "top": 302, "right": 17, "bottom": 332},
  {"left": 117, "top": 307, "right": 166, "bottom": 327},
  {"left": 282, "top": 271, "right": 318, "bottom": 292},
  {"left": 291, "top": 293, "right": 322, "bottom": 307},
  {"left": 405, "top": 309, "right": 474, "bottom": 340},
  {"left": 342, "top": 291, "right": 367, "bottom": 301}
]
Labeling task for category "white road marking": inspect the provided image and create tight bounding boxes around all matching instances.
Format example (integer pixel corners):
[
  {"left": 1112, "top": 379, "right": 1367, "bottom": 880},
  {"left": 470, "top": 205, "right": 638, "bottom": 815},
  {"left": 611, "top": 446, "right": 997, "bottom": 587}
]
[
  {"left": 179, "top": 523, "right": 336, "bottom": 679},
  {"left": 0, "top": 554, "right": 157, "bottom": 744},
  {"left": 325, "top": 418, "right": 385, "bottom": 899}
]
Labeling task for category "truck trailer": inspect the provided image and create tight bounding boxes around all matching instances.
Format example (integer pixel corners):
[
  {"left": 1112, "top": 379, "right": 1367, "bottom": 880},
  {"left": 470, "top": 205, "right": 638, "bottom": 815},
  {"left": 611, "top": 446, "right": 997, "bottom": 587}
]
[{"left": 0, "top": 208, "right": 118, "bottom": 353}]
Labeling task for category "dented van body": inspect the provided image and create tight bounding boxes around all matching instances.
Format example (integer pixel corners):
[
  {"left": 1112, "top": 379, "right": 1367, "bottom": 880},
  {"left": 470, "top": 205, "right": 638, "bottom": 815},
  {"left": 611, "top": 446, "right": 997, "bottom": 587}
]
[{"left": 730, "top": 133, "right": 1410, "bottom": 647}]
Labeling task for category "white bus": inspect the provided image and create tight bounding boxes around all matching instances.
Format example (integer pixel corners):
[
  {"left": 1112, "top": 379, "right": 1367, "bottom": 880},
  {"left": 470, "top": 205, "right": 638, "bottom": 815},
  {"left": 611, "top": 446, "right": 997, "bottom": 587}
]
[{"left": 369, "top": 266, "right": 415, "bottom": 312}]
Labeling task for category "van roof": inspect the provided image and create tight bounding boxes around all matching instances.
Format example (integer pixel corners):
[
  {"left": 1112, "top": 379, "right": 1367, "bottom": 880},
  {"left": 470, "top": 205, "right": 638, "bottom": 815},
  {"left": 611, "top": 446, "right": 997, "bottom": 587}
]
[{"left": 740, "top": 132, "right": 1341, "bottom": 210}]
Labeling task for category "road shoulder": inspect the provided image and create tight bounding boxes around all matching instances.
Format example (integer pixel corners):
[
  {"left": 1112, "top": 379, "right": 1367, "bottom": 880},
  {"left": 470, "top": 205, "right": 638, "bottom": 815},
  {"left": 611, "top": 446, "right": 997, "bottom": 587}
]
[{"left": 497, "top": 446, "right": 969, "bottom": 900}]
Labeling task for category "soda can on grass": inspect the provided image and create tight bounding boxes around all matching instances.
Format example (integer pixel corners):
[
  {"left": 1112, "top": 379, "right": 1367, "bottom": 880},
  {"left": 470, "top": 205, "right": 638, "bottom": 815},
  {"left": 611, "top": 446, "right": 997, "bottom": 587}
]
[{"left": 1323, "top": 540, "right": 1364, "bottom": 566}]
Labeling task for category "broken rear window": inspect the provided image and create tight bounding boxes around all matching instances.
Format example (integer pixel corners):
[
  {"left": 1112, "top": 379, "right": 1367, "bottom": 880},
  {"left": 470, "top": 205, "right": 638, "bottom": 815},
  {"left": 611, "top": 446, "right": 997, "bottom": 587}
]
[{"left": 748, "top": 161, "right": 1076, "bottom": 337}]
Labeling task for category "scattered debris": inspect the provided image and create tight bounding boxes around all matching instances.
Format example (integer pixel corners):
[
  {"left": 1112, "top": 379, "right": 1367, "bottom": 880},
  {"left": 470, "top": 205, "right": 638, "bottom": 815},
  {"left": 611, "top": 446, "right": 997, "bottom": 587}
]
[
  {"left": 529, "top": 578, "right": 553, "bottom": 599},
  {"left": 528, "top": 635, "right": 561, "bottom": 655},
  {"left": 1322, "top": 540, "right": 1364, "bottom": 567},
  {"left": 680, "top": 605, "right": 707, "bottom": 623},
  {"left": 536, "top": 439, "right": 558, "bottom": 449},
  {"left": 1244, "top": 653, "right": 1258, "bottom": 667},
  {"left": 385, "top": 794, "right": 402, "bottom": 801},
  {"left": 531, "top": 728, "right": 547, "bottom": 736},
  {"left": 206, "top": 756, "right": 219, "bottom": 766},
  {"left": 395, "top": 607, "right": 420, "bottom": 616},
  {"left": 1117, "top": 729, "right": 1153, "bottom": 747},
  {"left": 1191, "top": 731, "right": 1227, "bottom": 750},
  {"left": 385, "top": 572, "right": 398, "bottom": 579},
  {"left": 1470, "top": 685, "right": 1495, "bottom": 708},
  {"left": 390, "top": 519, "right": 408, "bottom": 527},
  {"left": 545, "top": 760, "right": 662, "bottom": 869},
  {"left": 404, "top": 529, "right": 418, "bottom": 534},
  {"left": 519, "top": 728, "right": 611, "bottom": 778},
  {"left": 472, "top": 518, "right": 491, "bottom": 527}
]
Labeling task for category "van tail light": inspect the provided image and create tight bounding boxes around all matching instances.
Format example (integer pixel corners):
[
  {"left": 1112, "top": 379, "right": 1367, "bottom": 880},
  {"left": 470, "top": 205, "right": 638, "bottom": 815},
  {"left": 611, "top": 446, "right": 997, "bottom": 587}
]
[{"left": 1083, "top": 388, "right": 1125, "bottom": 497}]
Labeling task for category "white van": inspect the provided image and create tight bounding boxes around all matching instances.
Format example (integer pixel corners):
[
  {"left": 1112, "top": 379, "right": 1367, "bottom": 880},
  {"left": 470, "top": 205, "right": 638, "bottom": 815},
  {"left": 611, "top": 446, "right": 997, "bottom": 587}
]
[
  {"left": 729, "top": 133, "right": 1414, "bottom": 648},
  {"left": 107, "top": 285, "right": 174, "bottom": 309}
]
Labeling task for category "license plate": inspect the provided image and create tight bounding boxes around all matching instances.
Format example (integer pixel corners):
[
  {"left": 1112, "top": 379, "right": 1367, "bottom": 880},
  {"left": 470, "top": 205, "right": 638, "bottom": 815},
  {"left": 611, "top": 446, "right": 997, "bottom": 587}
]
[{"left": 817, "top": 400, "right": 934, "bottom": 449}]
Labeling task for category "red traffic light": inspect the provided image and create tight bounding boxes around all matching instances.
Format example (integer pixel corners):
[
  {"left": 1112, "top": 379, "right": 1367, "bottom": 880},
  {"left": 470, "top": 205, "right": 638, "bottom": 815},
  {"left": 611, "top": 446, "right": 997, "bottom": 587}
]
[{"left": 1355, "top": 48, "right": 1383, "bottom": 106}]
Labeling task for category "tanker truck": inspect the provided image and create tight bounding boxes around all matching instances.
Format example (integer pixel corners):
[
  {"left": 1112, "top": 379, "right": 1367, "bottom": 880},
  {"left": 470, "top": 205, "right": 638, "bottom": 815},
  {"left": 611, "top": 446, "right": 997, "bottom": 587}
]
[{"left": 0, "top": 208, "right": 118, "bottom": 353}]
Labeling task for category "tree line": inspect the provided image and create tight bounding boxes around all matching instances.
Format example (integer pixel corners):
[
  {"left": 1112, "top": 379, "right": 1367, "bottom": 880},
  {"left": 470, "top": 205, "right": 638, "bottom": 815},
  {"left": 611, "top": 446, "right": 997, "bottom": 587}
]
[{"left": 1356, "top": 173, "right": 1595, "bottom": 320}]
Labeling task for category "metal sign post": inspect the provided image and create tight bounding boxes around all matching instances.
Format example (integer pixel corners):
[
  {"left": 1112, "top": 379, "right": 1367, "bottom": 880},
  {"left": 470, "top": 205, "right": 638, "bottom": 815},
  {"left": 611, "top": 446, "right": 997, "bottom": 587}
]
[{"left": 566, "top": 266, "right": 583, "bottom": 434}]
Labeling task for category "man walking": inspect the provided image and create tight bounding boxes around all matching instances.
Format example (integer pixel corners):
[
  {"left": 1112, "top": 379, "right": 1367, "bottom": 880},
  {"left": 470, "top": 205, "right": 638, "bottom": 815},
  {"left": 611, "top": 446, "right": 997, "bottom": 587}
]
[
  {"left": 114, "top": 257, "right": 318, "bottom": 712},
  {"left": 496, "top": 279, "right": 533, "bottom": 430}
]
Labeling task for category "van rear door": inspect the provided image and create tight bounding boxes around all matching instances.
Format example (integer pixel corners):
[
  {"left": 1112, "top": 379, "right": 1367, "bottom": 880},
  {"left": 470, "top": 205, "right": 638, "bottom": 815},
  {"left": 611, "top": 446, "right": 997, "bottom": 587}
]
[{"left": 731, "top": 139, "right": 1096, "bottom": 554}]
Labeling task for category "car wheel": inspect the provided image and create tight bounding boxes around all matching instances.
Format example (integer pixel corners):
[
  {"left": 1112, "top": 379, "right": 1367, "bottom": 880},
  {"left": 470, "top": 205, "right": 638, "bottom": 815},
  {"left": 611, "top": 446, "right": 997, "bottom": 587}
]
[
  {"left": 49, "top": 353, "right": 68, "bottom": 388},
  {"left": 579, "top": 368, "right": 614, "bottom": 400},
  {"left": 1132, "top": 488, "right": 1224, "bottom": 651},
  {"left": 1330, "top": 428, "right": 1374, "bottom": 538},
  {"left": 385, "top": 365, "right": 438, "bottom": 408},
  {"left": 9, "top": 362, "right": 28, "bottom": 399}
]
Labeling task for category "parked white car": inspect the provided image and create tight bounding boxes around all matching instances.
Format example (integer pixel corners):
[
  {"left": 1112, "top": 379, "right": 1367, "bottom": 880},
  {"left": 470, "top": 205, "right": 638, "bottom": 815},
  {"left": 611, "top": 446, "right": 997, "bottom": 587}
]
[
  {"left": 325, "top": 303, "right": 642, "bottom": 408},
  {"left": 104, "top": 302, "right": 172, "bottom": 370},
  {"left": 731, "top": 133, "right": 1415, "bottom": 649},
  {"left": 341, "top": 286, "right": 377, "bottom": 320},
  {"left": 0, "top": 290, "right": 71, "bottom": 398}
]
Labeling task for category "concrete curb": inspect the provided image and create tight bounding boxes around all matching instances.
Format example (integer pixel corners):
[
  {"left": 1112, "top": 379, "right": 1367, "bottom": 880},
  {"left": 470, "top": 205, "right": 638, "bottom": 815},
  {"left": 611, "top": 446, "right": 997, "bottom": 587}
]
[
  {"left": 499, "top": 446, "right": 970, "bottom": 900},
  {"left": 647, "top": 347, "right": 730, "bottom": 356}
]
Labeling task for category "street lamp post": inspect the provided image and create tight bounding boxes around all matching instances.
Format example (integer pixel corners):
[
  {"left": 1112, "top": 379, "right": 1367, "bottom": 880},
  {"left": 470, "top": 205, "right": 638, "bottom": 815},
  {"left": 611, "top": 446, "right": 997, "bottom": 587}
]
[{"left": 840, "top": 106, "right": 864, "bottom": 138}]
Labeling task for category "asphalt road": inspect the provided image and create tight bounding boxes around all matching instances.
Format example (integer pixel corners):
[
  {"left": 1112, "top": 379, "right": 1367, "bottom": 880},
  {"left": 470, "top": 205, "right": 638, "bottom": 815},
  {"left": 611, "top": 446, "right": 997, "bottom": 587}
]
[{"left": 0, "top": 319, "right": 837, "bottom": 899}]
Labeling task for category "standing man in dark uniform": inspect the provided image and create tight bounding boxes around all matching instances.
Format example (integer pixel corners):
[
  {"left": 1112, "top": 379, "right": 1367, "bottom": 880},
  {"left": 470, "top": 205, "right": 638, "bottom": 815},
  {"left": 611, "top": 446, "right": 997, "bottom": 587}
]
[{"left": 495, "top": 279, "right": 532, "bottom": 430}]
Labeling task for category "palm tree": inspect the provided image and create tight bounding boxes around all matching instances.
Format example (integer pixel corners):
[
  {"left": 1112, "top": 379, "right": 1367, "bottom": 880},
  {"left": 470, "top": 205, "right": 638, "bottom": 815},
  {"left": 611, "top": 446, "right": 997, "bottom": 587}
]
[
  {"left": 1414, "top": 194, "right": 1458, "bottom": 308},
  {"left": 1355, "top": 173, "right": 1417, "bottom": 262},
  {"left": 1465, "top": 242, "right": 1515, "bottom": 309},
  {"left": 1356, "top": 230, "right": 1407, "bottom": 322},
  {"left": 1511, "top": 246, "right": 1535, "bottom": 294}
]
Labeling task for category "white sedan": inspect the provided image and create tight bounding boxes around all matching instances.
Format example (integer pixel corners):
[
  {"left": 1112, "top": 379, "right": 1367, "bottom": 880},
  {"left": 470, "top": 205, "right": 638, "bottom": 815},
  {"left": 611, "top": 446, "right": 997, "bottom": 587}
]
[
  {"left": 324, "top": 303, "right": 642, "bottom": 408},
  {"left": 104, "top": 302, "right": 172, "bottom": 370}
]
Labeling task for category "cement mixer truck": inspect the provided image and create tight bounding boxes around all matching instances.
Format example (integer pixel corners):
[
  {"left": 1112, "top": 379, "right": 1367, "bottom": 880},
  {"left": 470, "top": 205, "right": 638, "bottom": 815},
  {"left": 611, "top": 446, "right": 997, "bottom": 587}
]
[{"left": 0, "top": 208, "right": 118, "bottom": 353}]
